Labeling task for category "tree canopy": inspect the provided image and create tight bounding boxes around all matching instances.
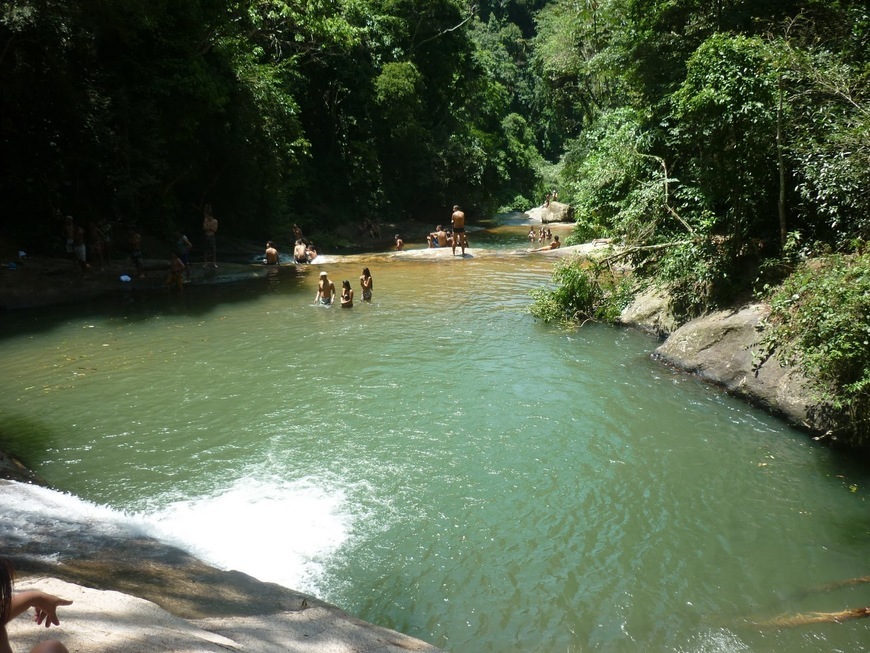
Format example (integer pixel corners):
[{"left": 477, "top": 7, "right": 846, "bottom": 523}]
[{"left": 1, "top": 0, "right": 868, "bottom": 260}]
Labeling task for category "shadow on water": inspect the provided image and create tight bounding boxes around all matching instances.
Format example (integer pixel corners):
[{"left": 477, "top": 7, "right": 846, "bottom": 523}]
[
  {"left": 0, "top": 415, "right": 58, "bottom": 480},
  {"left": 0, "top": 267, "right": 308, "bottom": 344}
]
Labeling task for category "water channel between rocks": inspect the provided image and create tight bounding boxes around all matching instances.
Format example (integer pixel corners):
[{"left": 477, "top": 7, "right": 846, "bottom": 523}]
[{"left": 0, "top": 220, "right": 868, "bottom": 652}]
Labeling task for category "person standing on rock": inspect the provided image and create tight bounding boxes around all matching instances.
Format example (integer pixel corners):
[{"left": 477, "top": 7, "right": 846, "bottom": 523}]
[
  {"left": 451, "top": 205, "right": 466, "bottom": 256},
  {"left": 175, "top": 231, "right": 193, "bottom": 281},
  {"left": 202, "top": 203, "right": 218, "bottom": 269},
  {"left": 72, "top": 224, "right": 88, "bottom": 272},
  {"left": 130, "top": 230, "right": 146, "bottom": 278}
]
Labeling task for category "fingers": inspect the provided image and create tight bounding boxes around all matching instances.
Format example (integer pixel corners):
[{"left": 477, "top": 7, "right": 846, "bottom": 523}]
[{"left": 34, "top": 609, "right": 60, "bottom": 628}]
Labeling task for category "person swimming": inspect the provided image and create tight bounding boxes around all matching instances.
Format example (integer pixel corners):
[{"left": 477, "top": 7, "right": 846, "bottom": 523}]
[{"left": 293, "top": 239, "right": 308, "bottom": 264}]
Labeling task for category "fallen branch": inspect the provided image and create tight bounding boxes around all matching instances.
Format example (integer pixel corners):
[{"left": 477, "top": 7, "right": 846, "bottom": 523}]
[
  {"left": 804, "top": 575, "right": 870, "bottom": 594},
  {"left": 598, "top": 240, "right": 694, "bottom": 267},
  {"left": 755, "top": 606, "right": 870, "bottom": 627}
]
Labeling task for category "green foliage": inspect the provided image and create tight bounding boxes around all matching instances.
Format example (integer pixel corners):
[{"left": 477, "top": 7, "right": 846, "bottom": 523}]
[
  {"left": 757, "top": 254, "right": 870, "bottom": 444},
  {"left": 499, "top": 195, "right": 533, "bottom": 213},
  {"left": 529, "top": 259, "right": 634, "bottom": 325},
  {"left": 0, "top": 0, "right": 548, "bottom": 245},
  {"left": 652, "top": 236, "right": 734, "bottom": 320},
  {"left": 670, "top": 33, "right": 778, "bottom": 238},
  {"left": 560, "top": 108, "right": 663, "bottom": 242}
]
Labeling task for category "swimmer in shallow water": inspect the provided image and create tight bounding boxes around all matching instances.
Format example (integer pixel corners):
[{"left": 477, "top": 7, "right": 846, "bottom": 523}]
[
  {"left": 360, "top": 267, "right": 373, "bottom": 301},
  {"left": 264, "top": 241, "right": 279, "bottom": 265},
  {"left": 315, "top": 270, "right": 335, "bottom": 306},
  {"left": 293, "top": 239, "right": 308, "bottom": 264},
  {"left": 340, "top": 280, "right": 354, "bottom": 308},
  {"left": 531, "top": 235, "right": 560, "bottom": 251}
]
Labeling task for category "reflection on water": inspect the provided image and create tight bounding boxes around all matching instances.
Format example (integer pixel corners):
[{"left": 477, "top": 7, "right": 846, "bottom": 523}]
[{"left": 0, "top": 221, "right": 868, "bottom": 652}]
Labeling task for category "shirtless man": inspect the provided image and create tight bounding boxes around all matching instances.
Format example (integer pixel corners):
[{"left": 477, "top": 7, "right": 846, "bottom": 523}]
[
  {"left": 394, "top": 234, "right": 404, "bottom": 251},
  {"left": 532, "top": 234, "right": 561, "bottom": 251},
  {"left": 427, "top": 225, "right": 448, "bottom": 248},
  {"left": 202, "top": 203, "right": 218, "bottom": 268},
  {"left": 451, "top": 205, "right": 466, "bottom": 256},
  {"left": 293, "top": 239, "right": 308, "bottom": 263},
  {"left": 315, "top": 270, "right": 335, "bottom": 305},
  {"left": 265, "top": 241, "right": 279, "bottom": 265}
]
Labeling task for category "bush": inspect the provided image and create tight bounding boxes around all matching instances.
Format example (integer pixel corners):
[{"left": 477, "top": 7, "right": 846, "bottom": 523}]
[
  {"left": 530, "top": 258, "right": 633, "bottom": 325},
  {"left": 757, "top": 253, "right": 870, "bottom": 446}
]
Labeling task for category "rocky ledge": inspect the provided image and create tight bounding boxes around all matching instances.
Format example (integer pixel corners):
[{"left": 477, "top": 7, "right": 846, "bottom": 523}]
[
  {"left": 2, "top": 480, "right": 442, "bottom": 653},
  {"left": 620, "top": 288, "right": 825, "bottom": 437}
]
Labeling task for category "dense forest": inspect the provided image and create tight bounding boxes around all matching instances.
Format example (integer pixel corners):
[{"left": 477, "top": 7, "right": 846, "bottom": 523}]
[{"left": 2, "top": 0, "right": 869, "bottom": 443}]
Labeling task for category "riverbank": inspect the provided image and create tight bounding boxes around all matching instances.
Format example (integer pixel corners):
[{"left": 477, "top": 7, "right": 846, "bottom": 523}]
[{"left": 0, "top": 253, "right": 288, "bottom": 311}]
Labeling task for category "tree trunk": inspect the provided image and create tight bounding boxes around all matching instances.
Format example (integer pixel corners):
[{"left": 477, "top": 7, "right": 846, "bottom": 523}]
[{"left": 776, "top": 72, "right": 787, "bottom": 248}]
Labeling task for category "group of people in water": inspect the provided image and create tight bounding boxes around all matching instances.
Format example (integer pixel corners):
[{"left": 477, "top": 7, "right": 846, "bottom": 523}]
[
  {"left": 528, "top": 226, "right": 554, "bottom": 243},
  {"left": 314, "top": 267, "right": 373, "bottom": 308},
  {"left": 398, "top": 205, "right": 470, "bottom": 256}
]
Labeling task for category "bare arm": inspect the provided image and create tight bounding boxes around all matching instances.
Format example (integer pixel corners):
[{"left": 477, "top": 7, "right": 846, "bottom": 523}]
[{"left": 9, "top": 591, "right": 72, "bottom": 627}]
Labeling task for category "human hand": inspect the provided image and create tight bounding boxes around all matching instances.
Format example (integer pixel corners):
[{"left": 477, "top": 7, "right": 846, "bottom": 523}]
[{"left": 30, "top": 593, "right": 73, "bottom": 628}]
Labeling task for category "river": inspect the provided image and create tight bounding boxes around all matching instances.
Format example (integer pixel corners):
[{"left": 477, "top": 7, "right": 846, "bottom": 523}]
[{"left": 0, "top": 218, "right": 868, "bottom": 652}]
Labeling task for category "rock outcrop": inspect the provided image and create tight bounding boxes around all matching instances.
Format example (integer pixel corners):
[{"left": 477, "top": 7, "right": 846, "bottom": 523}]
[
  {"left": 617, "top": 286, "right": 680, "bottom": 338},
  {"left": 7, "top": 576, "right": 440, "bottom": 653},
  {"left": 620, "top": 290, "right": 823, "bottom": 435},
  {"left": 2, "top": 480, "right": 443, "bottom": 653},
  {"left": 525, "top": 201, "right": 573, "bottom": 224}
]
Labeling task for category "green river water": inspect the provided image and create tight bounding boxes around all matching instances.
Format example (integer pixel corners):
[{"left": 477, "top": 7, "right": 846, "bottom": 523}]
[{"left": 0, "top": 221, "right": 868, "bottom": 652}]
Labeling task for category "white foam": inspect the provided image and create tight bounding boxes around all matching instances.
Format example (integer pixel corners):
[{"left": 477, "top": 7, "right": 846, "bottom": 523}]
[
  {"left": 135, "top": 476, "right": 351, "bottom": 592},
  {"left": 1, "top": 477, "right": 352, "bottom": 595}
]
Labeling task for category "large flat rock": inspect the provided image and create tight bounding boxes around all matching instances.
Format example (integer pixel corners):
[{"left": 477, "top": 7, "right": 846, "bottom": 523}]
[{"left": 7, "top": 577, "right": 440, "bottom": 653}]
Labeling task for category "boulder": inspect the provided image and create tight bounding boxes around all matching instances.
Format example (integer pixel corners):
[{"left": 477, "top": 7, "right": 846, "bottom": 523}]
[
  {"left": 618, "top": 286, "right": 679, "bottom": 338},
  {"left": 653, "top": 303, "right": 818, "bottom": 431},
  {"left": 525, "top": 201, "right": 573, "bottom": 224}
]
